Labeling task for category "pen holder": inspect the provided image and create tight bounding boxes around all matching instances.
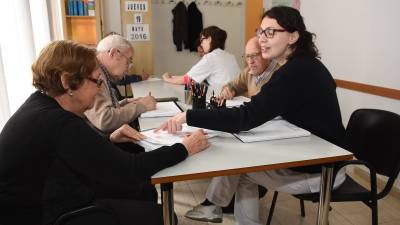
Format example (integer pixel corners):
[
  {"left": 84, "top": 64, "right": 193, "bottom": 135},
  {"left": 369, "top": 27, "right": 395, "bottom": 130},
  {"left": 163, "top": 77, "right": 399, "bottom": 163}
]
[
  {"left": 192, "top": 95, "right": 206, "bottom": 110},
  {"left": 184, "top": 90, "right": 192, "bottom": 105}
]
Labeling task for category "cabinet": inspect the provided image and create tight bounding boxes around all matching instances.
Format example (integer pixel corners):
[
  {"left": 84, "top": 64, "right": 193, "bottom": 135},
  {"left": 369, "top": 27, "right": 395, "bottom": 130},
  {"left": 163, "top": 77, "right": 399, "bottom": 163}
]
[{"left": 60, "top": 0, "right": 104, "bottom": 46}]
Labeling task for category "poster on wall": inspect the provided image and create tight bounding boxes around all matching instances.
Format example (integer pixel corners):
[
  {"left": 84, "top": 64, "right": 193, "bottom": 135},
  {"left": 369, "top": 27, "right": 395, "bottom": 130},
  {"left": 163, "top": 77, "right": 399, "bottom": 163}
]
[
  {"left": 127, "top": 24, "right": 150, "bottom": 41},
  {"left": 125, "top": 1, "right": 148, "bottom": 12},
  {"left": 263, "top": 0, "right": 300, "bottom": 10}
]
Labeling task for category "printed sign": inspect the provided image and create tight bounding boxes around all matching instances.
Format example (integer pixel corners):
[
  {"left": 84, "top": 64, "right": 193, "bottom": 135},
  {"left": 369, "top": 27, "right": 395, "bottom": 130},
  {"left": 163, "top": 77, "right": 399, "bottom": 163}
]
[
  {"left": 125, "top": 1, "right": 148, "bottom": 12},
  {"left": 127, "top": 24, "right": 150, "bottom": 41},
  {"left": 134, "top": 13, "right": 143, "bottom": 23}
]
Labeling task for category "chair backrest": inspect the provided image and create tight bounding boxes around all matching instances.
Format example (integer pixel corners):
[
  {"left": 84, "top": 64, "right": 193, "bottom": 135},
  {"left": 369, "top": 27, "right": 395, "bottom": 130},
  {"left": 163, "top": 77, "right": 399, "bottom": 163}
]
[{"left": 346, "top": 109, "right": 400, "bottom": 180}]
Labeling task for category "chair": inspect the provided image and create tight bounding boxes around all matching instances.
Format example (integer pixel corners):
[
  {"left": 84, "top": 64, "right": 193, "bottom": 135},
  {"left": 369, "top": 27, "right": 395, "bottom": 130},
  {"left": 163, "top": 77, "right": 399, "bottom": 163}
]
[
  {"left": 266, "top": 109, "right": 400, "bottom": 225},
  {"left": 53, "top": 205, "right": 120, "bottom": 225}
]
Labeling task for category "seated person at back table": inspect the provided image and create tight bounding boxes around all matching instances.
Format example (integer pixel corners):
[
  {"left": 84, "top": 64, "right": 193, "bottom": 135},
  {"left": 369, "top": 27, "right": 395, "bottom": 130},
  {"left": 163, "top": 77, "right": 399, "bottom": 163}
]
[
  {"left": 157, "top": 6, "right": 347, "bottom": 225},
  {"left": 0, "top": 40, "right": 209, "bottom": 225},
  {"left": 163, "top": 26, "right": 240, "bottom": 93},
  {"left": 183, "top": 36, "right": 281, "bottom": 222},
  {"left": 85, "top": 34, "right": 156, "bottom": 134},
  {"left": 219, "top": 36, "right": 279, "bottom": 100}
]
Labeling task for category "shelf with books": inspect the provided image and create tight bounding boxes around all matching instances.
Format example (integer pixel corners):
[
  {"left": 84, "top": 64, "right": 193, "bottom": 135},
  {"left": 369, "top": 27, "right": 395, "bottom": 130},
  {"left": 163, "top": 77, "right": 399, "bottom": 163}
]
[{"left": 60, "top": 0, "right": 103, "bottom": 46}]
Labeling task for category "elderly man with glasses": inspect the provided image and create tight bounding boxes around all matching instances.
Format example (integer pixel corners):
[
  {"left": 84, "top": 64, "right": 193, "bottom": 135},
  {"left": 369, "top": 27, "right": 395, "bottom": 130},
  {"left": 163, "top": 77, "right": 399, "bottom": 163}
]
[
  {"left": 219, "top": 36, "right": 279, "bottom": 100},
  {"left": 85, "top": 34, "right": 156, "bottom": 135}
]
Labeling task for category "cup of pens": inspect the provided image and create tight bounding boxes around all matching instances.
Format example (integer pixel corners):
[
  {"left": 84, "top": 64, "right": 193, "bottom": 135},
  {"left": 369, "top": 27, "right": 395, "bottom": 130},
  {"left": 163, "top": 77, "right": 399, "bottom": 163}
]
[
  {"left": 191, "top": 81, "right": 208, "bottom": 110},
  {"left": 184, "top": 83, "right": 192, "bottom": 105}
]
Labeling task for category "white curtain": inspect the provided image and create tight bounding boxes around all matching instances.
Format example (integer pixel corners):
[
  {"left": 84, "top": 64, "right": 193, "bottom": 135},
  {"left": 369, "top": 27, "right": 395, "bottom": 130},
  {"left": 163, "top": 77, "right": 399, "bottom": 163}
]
[{"left": 0, "top": 0, "right": 51, "bottom": 131}]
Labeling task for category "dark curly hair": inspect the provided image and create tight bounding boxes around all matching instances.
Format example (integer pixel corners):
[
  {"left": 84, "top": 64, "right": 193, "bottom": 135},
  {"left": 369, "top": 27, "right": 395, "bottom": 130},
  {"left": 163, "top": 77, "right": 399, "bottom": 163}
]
[{"left": 263, "top": 6, "right": 320, "bottom": 59}]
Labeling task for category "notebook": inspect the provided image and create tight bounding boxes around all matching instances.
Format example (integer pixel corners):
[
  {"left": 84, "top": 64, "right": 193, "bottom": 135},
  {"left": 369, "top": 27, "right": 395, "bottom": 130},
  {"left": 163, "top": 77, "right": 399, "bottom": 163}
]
[
  {"left": 140, "top": 101, "right": 182, "bottom": 118},
  {"left": 233, "top": 119, "right": 311, "bottom": 143}
]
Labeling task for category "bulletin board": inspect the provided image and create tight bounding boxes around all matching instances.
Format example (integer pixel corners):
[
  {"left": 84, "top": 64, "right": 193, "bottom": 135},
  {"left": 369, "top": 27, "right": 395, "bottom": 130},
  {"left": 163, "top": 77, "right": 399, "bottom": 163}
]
[{"left": 120, "top": 0, "right": 153, "bottom": 74}]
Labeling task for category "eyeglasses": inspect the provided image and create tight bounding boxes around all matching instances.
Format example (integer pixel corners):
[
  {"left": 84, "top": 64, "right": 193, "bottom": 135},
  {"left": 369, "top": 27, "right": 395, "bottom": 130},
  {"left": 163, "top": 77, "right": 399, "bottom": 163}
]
[
  {"left": 117, "top": 50, "right": 133, "bottom": 68},
  {"left": 256, "top": 27, "right": 286, "bottom": 39},
  {"left": 199, "top": 37, "right": 206, "bottom": 43},
  {"left": 87, "top": 77, "right": 103, "bottom": 87},
  {"left": 243, "top": 52, "right": 261, "bottom": 61}
]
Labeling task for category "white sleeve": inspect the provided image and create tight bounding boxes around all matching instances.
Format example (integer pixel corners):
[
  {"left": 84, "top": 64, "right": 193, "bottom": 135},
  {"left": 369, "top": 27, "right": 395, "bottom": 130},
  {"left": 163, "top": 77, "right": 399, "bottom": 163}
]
[{"left": 187, "top": 55, "right": 213, "bottom": 83}]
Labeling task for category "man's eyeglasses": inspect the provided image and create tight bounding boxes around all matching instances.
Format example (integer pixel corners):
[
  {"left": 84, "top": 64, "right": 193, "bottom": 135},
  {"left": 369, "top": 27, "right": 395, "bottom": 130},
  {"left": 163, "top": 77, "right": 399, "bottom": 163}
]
[
  {"left": 87, "top": 77, "right": 103, "bottom": 87},
  {"left": 117, "top": 50, "right": 133, "bottom": 68},
  {"left": 256, "top": 27, "right": 286, "bottom": 39},
  {"left": 243, "top": 52, "right": 261, "bottom": 61}
]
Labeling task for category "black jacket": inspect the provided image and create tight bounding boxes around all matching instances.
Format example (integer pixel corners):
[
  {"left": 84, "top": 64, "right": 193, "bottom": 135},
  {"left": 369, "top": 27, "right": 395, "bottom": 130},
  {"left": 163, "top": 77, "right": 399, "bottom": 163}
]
[
  {"left": 187, "top": 2, "right": 203, "bottom": 51},
  {"left": 187, "top": 56, "right": 347, "bottom": 173},
  {"left": 172, "top": 1, "right": 188, "bottom": 51}
]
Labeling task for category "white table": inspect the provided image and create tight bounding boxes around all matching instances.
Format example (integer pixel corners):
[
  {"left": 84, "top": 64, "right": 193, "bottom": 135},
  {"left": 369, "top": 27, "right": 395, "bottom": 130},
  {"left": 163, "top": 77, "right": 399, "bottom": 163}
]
[{"left": 132, "top": 80, "right": 353, "bottom": 225}]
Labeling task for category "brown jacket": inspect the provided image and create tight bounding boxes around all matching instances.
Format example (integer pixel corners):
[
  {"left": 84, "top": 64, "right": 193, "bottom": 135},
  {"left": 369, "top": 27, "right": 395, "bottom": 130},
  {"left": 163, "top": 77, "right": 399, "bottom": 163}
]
[
  {"left": 84, "top": 73, "right": 146, "bottom": 134},
  {"left": 225, "top": 66, "right": 276, "bottom": 98}
]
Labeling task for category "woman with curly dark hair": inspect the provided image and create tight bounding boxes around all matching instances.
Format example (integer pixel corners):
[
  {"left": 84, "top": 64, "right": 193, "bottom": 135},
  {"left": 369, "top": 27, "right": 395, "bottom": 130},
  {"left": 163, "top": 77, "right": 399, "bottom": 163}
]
[{"left": 159, "top": 6, "right": 347, "bottom": 225}]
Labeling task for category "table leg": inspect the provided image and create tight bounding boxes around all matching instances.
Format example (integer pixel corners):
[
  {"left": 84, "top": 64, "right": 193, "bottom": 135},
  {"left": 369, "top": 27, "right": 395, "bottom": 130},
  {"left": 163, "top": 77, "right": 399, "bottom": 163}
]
[
  {"left": 316, "top": 165, "right": 333, "bottom": 225},
  {"left": 161, "top": 183, "right": 175, "bottom": 225}
]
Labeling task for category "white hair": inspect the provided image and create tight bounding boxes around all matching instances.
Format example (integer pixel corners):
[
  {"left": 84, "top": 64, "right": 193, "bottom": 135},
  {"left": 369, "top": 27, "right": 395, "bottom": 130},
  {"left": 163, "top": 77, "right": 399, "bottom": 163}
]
[{"left": 96, "top": 34, "right": 132, "bottom": 52}]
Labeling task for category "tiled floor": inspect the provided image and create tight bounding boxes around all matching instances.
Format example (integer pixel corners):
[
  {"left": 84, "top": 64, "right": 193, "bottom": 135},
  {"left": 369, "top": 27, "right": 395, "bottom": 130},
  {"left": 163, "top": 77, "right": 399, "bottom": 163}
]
[{"left": 157, "top": 171, "right": 400, "bottom": 225}]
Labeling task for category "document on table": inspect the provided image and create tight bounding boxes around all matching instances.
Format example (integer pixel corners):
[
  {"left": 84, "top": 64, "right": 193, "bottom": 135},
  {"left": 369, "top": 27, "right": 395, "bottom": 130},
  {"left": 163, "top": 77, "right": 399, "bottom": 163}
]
[
  {"left": 140, "top": 101, "right": 182, "bottom": 118},
  {"left": 233, "top": 119, "right": 311, "bottom": 143},
  {"left": 138, "top": 124, "right": 221, "bottom": 151},
  {"left": 226, "top": 96, "right": 251, "bottom": 107}
]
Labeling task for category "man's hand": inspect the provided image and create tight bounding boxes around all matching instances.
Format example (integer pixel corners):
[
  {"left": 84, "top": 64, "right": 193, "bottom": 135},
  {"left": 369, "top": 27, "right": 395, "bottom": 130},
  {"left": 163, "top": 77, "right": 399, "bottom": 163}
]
[
  {"left": 156, "top": 112, "right": 187, "bottom": 134},
  {"left": 137, "top": 95, "right": 156, "bottom": 111},
  {"left": 219, "top": 86, "right": 235, "bottom": 100},
  {"left": 110, "top": 124, "right": 146, "bottom": 143},
  {"left": 142, "top": 69, "right": 150, "bottom": 80}
]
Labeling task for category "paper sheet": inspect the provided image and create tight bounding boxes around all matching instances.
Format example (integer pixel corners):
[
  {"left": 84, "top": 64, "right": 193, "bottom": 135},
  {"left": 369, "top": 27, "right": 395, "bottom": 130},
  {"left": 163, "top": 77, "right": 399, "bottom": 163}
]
[{"left": 140, "top": 101, "right": 181, "bottom": 118}]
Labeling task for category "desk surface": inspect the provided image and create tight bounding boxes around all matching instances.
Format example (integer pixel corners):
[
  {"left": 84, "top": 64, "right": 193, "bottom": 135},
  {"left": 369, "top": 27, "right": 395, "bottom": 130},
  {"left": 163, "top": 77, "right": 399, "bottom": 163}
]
[{"left": 132, "top": 80, "right": 353, "bottom": 185}]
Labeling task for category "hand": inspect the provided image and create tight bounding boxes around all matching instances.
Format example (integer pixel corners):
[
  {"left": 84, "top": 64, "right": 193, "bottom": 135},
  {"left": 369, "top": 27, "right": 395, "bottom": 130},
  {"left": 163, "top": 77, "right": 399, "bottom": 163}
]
[
  {"left": 137, "top": 95, "right": 156, "bottom": 111},
  {"left": 110, "top": 124, "right": 146, "bottom": 143},
  {"left": 219, "top": 86, "right": 235, "bottom": 100},
  {"left": 142, "top": 69, "right": 150, "bottom": 80},
  {"left": 182, "top": 129, "right": 210, "bottom": 156},
  {"left": 156, "top": 112, "right": 187, "bottom": 134},
  {"left": 162, "top": 72, "right": 172, "bottom": 81}
]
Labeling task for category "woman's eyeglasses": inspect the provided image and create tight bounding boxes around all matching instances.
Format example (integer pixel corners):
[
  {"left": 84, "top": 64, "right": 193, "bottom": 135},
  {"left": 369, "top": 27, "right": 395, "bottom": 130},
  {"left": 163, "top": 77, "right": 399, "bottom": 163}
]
[
  {"left": 256, "top": 27, "right": 286, "bottom": 39},
  {"left": 87, "top": 77, "right": 103, "bottom": 87}
]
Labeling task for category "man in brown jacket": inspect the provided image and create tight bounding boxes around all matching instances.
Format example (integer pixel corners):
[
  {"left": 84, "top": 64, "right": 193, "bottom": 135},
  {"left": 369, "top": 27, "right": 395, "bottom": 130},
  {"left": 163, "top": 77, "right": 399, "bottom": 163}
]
[
  {"left": 219, "top": 36, "right": 279, "bottom": 99},
  {"left": 85, "top": 35, "right": 156, "bottom": 134}
]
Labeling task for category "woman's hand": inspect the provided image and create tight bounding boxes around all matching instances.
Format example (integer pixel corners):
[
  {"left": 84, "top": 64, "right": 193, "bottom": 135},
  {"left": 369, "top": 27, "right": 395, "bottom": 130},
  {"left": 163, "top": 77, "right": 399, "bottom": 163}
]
[
  {"left": 182, "top": 129, "right": 210, "bottom": 156},
  {"left": 162, "top": 72, "right": 172, "bottom": 81},
  {"left": 110, "top": 124, "right": 146, "bottom": 143},
  {"left": 156, "top": 112, "right": 187, "bottom": 133}
]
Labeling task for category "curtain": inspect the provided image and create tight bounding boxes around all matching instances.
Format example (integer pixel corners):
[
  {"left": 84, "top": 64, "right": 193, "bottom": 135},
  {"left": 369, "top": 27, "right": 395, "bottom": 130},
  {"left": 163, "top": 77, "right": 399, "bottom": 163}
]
[{"left": 0, "top": 0, "right": 51, "bottom": 131}]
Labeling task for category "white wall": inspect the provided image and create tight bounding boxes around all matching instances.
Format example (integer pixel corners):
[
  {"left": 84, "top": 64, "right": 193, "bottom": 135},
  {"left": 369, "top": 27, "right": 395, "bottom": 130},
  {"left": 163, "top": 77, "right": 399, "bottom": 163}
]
[
  {"left": 301, "top": 0, "right": 400, "bottom": 187},
  {"left": 152, "top": 1, "right": 246, "bottom": 76},
  {"left": 301, "top": 0, "right": 400, "bottom": 119},
  {"left": 102, "top": 1, "right": 246, "bottom": 76}
]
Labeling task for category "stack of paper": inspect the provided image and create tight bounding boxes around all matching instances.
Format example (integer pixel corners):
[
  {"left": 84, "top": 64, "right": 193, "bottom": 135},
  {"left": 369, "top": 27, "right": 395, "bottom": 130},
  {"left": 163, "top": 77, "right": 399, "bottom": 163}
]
[
  {"left": 140, "top": 101, "right": 182, "bottom": 118},
  {"left": 138, "top": 124, "right": 221, "bottom": 150},
  {"left": 226, "top": 96, "right": 251, "bottom": 107},
  {"left": 234, "top": 119, "right": 311, "bottom": 143}
]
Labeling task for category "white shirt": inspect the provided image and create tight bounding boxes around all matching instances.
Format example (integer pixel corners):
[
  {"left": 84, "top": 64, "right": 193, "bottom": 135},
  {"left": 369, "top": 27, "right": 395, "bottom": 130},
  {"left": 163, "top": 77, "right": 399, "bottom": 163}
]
[{"left": 187, "top": 48, "right": 240, "bottom": 93}]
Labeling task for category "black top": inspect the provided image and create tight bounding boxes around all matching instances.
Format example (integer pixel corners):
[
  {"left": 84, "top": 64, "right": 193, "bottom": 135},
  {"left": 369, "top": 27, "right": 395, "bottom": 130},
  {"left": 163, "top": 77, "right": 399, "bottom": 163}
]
[
  {"left": 187, "top": 56, "right": 346, "bottom": 173},
  {"left": 0, "top": 91, "right": 187, "bottom": 224}
]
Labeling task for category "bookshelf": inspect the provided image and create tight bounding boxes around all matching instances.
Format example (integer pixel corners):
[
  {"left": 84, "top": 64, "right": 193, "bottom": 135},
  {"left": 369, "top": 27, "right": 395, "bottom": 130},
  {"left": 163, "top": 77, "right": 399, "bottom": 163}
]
[{"left": 60, "top": 0, "right": 103, "bottom": 46}]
